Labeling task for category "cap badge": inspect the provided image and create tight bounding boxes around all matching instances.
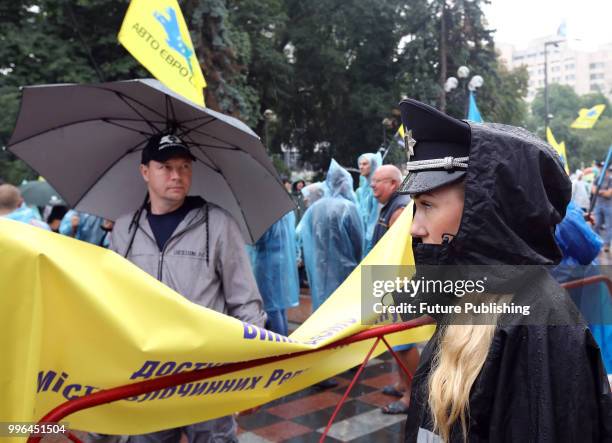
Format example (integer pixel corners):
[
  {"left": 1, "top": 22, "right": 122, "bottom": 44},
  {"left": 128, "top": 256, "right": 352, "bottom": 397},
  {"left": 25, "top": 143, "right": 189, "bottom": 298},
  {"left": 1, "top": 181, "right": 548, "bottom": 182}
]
[{"left": 405, "top": 130, "right": 417, "bottom": 160}]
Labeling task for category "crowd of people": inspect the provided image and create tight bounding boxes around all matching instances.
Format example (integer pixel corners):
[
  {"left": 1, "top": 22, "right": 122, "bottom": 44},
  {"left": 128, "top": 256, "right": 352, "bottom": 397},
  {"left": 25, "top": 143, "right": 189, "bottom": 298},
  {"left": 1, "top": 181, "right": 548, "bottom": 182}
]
[{"left": 3, "top": 99, "right": 612, "bottom": 441}]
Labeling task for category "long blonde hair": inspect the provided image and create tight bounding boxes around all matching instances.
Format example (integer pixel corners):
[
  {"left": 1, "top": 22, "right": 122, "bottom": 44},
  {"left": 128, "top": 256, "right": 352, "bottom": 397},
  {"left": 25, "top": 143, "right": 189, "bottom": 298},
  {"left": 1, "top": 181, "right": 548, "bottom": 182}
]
[{"left": 428, "top": 323, "right": 496, "bottom": 441}]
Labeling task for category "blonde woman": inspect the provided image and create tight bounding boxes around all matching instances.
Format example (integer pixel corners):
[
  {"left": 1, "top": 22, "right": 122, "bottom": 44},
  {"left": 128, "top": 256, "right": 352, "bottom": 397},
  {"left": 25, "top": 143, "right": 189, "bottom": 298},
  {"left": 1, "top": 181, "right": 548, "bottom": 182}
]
[{"left": 395, "top": 99, "right": 612, "bottom": 442}]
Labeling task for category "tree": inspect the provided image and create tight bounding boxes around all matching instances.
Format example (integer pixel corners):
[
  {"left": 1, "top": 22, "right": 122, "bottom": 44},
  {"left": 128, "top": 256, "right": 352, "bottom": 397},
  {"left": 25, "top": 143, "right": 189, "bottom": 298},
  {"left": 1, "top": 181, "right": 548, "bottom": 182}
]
[
  {"left": 530, "top": 84, "right": 612, "bottom": 169},
  {"left": 0, "top": 0, "right": 146, "bottom": 183},
  {"left": 0, "top": 0, "right": 532, "bottom": 184}
]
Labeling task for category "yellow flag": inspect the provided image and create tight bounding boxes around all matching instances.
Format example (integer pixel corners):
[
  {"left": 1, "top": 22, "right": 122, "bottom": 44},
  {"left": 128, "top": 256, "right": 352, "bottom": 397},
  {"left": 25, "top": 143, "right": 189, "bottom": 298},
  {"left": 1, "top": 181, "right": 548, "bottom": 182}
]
[
  {"left": 397, "top": 124, "right": 405, "bottom": 139},
  {"left": 1, "top": 204, "right": 432, "bottom": 438},
  {"left": 118, "top": 0, "right": 207, "bottom": 107},
  {"left": 570, "top": 104, "right": 606, "bottom": 129},
  {"left": 546, "top": 127, "right": 570, "bottom": 174}
]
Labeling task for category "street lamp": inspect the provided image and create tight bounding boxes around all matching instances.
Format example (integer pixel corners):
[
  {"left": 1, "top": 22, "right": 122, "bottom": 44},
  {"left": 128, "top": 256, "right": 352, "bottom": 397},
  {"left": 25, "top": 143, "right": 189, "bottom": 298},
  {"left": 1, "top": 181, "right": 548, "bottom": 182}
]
[
  {"left": 544, "top": 40, "right": 563, "bottom": 130},
  {"left": 262, "top": 109, "right": 277, "bottom": 151},
  {"left": 444, "top": 66, "right": 484, "bottom": 118}
]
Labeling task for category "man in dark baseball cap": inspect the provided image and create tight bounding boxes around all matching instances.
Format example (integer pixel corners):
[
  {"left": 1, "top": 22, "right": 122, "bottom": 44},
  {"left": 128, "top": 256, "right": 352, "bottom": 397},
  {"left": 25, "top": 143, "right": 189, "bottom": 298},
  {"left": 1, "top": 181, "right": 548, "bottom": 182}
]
[
  {"left": 141, "top": 133, "right": 196, "bottom": 164},
  {"left": 397, "top": 99, "right": 471, "bottom": 195}
]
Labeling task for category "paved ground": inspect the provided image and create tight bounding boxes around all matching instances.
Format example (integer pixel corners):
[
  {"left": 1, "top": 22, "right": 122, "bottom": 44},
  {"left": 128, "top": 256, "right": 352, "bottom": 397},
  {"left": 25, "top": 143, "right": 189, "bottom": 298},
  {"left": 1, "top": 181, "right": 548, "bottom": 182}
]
[{"left": 235, "top": 292, "right": 408, "bottom": 443}]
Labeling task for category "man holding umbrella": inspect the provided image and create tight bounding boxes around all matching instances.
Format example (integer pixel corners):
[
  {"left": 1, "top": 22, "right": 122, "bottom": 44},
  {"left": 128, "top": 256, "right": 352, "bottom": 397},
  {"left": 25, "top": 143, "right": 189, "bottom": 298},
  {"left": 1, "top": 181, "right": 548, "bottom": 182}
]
[{"left": 109, "top": 133, "right": 266, "bottom": 443}]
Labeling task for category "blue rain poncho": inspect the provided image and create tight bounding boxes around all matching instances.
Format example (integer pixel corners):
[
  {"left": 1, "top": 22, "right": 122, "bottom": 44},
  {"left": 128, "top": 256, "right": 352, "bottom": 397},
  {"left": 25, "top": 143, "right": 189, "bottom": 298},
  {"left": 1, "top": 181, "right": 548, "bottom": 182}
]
[
  {"left": 59, "top": 210, "right": 108, "bottom": 246},
  {"left": 297, "top": 160, "right": 364, "bottom": 310},
  {"left": 355, "top": 152, "right": 382, "bottom": 253},
  {"left": 301, "top": 182, "right": 327, "bottom": 207},
  {"left": 551, "top": 202, "right": 612, "bottom": 373},
  {"left": 2, "top": 203, "right": 50, "bottom": 230},
  {"left": 247, "top": 211, "right": 299, "bottom": 312}
]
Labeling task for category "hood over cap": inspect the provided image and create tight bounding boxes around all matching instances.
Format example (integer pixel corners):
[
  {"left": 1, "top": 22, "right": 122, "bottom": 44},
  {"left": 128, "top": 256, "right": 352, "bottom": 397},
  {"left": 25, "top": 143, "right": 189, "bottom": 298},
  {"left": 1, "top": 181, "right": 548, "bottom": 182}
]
[{"left": 398, "top": 99, "right": 572, "bottom": 266}]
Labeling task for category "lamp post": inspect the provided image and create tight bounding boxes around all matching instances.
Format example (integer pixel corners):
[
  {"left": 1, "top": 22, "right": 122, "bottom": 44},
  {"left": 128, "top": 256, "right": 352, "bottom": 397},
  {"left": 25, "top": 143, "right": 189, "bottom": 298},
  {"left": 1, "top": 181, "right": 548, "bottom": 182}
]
[
  {"left": 544, "top": 40, "right": 563, "bottom": 130},
  {"left": 444, "top": 66, "right": 484, "bottom": 118},
  {"left": 262, "top": 109, "right": 277, "bottom": 151}
]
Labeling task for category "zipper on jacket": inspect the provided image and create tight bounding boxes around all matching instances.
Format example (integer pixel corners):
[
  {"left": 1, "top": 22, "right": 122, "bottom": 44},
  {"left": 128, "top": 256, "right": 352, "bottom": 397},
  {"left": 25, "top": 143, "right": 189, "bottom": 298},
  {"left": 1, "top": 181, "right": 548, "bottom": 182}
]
[{"left": 155, "top": 207, "right": 207, "bottom": 281}]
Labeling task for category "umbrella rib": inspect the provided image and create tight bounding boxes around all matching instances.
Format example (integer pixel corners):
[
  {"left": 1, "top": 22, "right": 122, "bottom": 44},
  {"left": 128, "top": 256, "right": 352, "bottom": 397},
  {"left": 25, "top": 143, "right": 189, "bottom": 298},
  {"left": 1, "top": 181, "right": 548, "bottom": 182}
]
[
  {"left": 112, "top": 91, "right": 162, "bottom": 133},
  {"left": 87, "top": 84, "right": 170, "bottom": 122},
  {"left": 191, "top": 152, "right": 222, "bottom": 174},
  {"left": 183, "top": 126, "right": 249, "bottom": 150},
  {"left": 179, "top": 115, "right": 217, "bottom": 125},
  {"left": 182, "top": 132, "right": 225, "bottom": 172},
  {"left": 102, "top": 119, "right": 161, "bottom": 136},
  {"left": 70, "top": 138, "right": 149, "bottom": 210},
  {"left": 8, "top": 117, "right": 161, "bottom": 147},
  {"left": 183, "top": 141, "right": 240, "bottom": 151},
  {"left": 176, "top": 117, "right": 217, "bottom": 137},
  {"left": 167, "top": 95, "right": 178, "bottom": 129},
  {"left": 183, "top": 133, "right": 256, "bottom": 242},
  {"left": 180, "top": 125, "right": 283, "bottom": 187}
]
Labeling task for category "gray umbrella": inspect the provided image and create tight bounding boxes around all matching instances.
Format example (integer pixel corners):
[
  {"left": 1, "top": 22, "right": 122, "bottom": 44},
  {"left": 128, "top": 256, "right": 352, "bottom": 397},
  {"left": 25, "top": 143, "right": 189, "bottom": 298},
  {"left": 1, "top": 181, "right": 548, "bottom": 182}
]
[
  {"left": 8, "top": 79, "right": 294, "bottom": 243},
  {"left": 19, "top": 180, "right": 65, "bottom": 207}
]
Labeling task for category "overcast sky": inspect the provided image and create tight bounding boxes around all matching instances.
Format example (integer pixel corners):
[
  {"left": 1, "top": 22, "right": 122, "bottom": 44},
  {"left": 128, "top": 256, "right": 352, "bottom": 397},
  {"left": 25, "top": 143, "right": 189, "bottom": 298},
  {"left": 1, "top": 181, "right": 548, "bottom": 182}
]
[{"left": 483, "top": 0, "right": 612, "bottom": 50}]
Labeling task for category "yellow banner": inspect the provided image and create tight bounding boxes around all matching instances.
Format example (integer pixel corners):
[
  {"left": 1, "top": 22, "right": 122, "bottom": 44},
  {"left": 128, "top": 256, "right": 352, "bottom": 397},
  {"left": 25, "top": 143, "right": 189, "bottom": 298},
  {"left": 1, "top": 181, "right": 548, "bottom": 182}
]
[
  {"left": 118, "top": 0, "right": 207, "bottom": 106},
  {"left": 570, "top": 104, "right": 606, "bottom": 129},
  {"left": 546, "top": 127, "right": 570, "bottom": 174},
  {"left": 1, "top": 203, "right": 432, "bottom": 439}
]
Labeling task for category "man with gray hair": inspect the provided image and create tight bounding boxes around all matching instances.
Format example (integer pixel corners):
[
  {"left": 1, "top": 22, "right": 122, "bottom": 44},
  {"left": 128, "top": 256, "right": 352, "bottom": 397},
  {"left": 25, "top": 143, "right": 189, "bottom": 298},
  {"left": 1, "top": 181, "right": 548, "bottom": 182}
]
[{"left": 0, "top": 184, "right": 50, "bottom": 230}]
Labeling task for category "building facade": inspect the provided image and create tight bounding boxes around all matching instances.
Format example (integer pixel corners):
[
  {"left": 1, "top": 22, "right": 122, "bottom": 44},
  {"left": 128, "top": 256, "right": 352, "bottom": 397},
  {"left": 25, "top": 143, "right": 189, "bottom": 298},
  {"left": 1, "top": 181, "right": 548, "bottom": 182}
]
[{"left": 499, "top": 37, "right": 612, "bottom": 102}]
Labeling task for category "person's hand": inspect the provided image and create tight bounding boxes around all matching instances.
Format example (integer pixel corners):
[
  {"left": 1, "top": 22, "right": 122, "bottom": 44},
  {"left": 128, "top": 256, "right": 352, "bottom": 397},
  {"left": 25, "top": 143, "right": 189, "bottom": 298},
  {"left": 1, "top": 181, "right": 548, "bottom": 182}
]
[
  {"left": 101, "top": 219, "right": 114, "bottom": 232},
  {"left": 70, "top": 214, "right": 80, "bottom": 234},
  {"left": 584, "top": 212, "right": 595, "bottom": 226}
]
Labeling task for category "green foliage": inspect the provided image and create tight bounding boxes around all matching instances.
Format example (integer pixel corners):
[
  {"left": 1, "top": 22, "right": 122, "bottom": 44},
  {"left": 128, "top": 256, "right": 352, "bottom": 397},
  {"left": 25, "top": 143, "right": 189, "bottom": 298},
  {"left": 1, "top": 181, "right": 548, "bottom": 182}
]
[
  {"left": 530, "top": 84, "right": 612, "bottom": 169},
  {"left": 0, "top": 0, "right": 147, "bottom": 182},
  {"left": 0, "top": 0, "right": 531, "bottom": 183}
]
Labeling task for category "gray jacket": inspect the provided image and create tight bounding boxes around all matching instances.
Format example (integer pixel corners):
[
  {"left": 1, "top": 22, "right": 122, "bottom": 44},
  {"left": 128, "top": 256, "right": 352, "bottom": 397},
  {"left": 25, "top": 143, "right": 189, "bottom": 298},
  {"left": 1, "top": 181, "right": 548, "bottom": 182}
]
[{"left": 110, "top": 199, "right": 266, "bottom": 327}]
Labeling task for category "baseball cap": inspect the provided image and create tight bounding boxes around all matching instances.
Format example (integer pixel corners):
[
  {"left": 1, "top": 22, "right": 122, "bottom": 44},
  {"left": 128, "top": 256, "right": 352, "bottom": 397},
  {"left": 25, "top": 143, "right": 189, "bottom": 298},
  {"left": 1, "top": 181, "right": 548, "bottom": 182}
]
[{"left": 141, "top": 133, "right": 196, "bottom": 164}]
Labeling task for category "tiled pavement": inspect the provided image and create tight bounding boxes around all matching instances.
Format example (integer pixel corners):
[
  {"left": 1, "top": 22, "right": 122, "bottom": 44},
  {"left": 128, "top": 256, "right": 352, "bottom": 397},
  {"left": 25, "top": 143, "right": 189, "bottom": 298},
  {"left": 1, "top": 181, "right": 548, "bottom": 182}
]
[
  {"left": 236, "top": 293, "right": 407, "bottom": 442},
  {"left": 236, "top": 354, "right": 406, "bottom": 442}
]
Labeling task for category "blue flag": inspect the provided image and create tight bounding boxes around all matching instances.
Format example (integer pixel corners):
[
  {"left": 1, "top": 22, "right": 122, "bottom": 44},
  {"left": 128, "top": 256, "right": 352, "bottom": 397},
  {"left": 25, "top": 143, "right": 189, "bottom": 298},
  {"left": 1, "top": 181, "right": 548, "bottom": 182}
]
[{"left": 467, "top": 91, "right": 483, "bottom": 123}]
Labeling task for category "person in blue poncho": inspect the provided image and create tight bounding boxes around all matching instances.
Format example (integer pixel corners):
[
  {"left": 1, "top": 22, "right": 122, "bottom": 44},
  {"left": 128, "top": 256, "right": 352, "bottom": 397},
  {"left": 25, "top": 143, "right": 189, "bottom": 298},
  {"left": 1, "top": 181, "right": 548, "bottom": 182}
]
[
  {"left": 356, "top": 152, "right": 382, "bottom": 254},
  {"left": 551, "top": 201, "right": 612, "bottom": 375},
  {"left": 247, "top": 211, "right": 300, "bottom": 336},
  {"left": 0, "top": 184, "right": 50, "bottom": 230},
  {"left": 59, "top": 210, "right": 112, "bottom": 247},
  {"left": 297, "top": 160, "right": 364, "bottom": 312}
]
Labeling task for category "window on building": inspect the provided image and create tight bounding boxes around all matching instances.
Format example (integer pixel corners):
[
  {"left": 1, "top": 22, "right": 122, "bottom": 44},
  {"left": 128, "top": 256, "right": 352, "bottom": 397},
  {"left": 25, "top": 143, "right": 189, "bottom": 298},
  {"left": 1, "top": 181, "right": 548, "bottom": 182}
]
[
  {"left": 566, "top": 74, "right": 575, "bottom": 81},
  {"left": 590, "top": 62, "right": 605, "bottom": 69},
  {"left": 565, "top": 63, "right": 575, "bottom": 70},
  {"left": 590, "top": 73, "right": 605, "bottom": 80}
]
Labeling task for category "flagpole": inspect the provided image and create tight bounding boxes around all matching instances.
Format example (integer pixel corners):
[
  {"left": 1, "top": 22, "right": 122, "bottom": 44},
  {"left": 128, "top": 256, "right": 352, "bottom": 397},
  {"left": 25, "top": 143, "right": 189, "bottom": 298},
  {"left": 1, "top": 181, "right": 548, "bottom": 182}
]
[{"left": 588, "top": 145, "right": 612, "bottom": 215}]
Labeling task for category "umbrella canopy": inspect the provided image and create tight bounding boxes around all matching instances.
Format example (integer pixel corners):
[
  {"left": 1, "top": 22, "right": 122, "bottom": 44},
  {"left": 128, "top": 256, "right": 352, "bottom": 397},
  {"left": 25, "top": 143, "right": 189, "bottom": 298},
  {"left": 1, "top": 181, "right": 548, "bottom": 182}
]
[
  {"left": 8, "top": 79, "right": 294, "bottom": 243},
  {"left": 19, "top": 180, "right": 65, "bottom": 207}
]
